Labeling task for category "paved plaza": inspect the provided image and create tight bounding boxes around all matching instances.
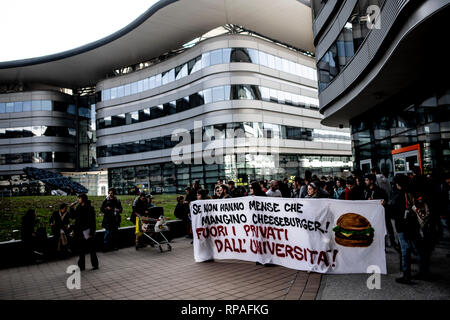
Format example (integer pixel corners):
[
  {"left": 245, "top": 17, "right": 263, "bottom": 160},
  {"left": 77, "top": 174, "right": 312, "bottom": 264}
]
[
  {"left": 1, "top": 232, "right": 450, "bottom": 301},
  {"left": 0, "top": 238, "right": 321, "bottom": 300}
]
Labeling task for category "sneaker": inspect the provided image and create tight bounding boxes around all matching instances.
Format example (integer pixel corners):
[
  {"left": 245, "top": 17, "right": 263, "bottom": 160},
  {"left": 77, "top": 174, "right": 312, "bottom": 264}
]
[
  {"left": 395, "top": 277, "right": 413, "bottom": 285},
  {"left": 92, "top": 266, "right": 99, "bottom": 270}
]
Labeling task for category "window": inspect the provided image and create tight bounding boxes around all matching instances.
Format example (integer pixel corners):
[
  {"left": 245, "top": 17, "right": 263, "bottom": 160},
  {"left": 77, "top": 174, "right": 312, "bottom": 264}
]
[
  {"left": 275, "top": 56, "right": 282, "bottom": 71},
  {"left": 260, "top": 87, "right": 270, "bottom": 101},
  {"left": 189, "top": 92, "right": 204, "bottom": 108},
  {"left": 230, "top": 48, "right": 252, "bottom": 63},
  {"left": 131, "top": 82, "right": 138, "bottom": 95},
  {"left": 212, "top": 86, "right": 225, "bottom": 102},
  {"left": 117, "top": 85, "right": 124, "bottom": 98},
  {"left": 149, "top": 76, "right": 156, "bottom": 89},
  {"left": 104, "top": 116, "right": 112, "bottom": 128},
  {"left": 124, "top": 84, "right": 131, "bottom": 96},
  {"left": 267, "top": 54, "right": 275, "bottom": 69},
  {"left": 210, "top": 49, "right": 223, "bottom": 65},
  {"left": 203, "top": 88, "right": 212, "bottom": 104},
  {"left": 31, "top": 100, "right": 41, "bottom": 111},
  {"left": 259, "top": 51, "right": 268, "bottom": 67},
  {"left": 201, "top": 52, "right": 210, "bottom": 68},
  {"left": 103, "top": 89, "right": 111, "bottom": 101},
  {"left": 248, "top": 49, "right": 259, "bottom": 64},
  {"left": 143, "top": 78, "right": 150, "bottom": 91},
  {"left": 131, "top": 111, "right": 139, "bottom": 124},
  {"left": 151, "top": 105, "right": 165, "bottom": 119},
  {"left": 188, "top": 56, "right": 202, "bottom": 74},
  {"left": 23, "top": 101, "right": 31, "bottom": 112},
  {"left": 41, "top": 100, "right": 52, "bottom": 111},
  {"left": 282, "top": 58, "right": 290, "bottom": 73},
  {"left": 175, "top": 63, "right": 188, "bottom": 80},
  {"left": 6, "top": 102, "right": 14, "bottom": 113},
  {"left": 110, "top": 87, "right": 117, "bottom": 100},
  {"left": 14, "top": 102, "right": 23, "bottom": 113},
  {"left": 164, "top": 101, "right": 176, "bottom": 115},
  {"left": 139, "top": 108, "right": 151, "bottom": 122},
  {"left": 222, "top": 48, "right": 231, "bottom": 63},
  {"left": 176, "top": 96, "right": 190, "bottom": 112},
  {"left": 155, "top": 73, "right": 162, "bottom": 87},
  {"left": 138, "top": 80, "right": 144, "bottom": 93},
  {"left": 112, "top": 114, "right": 125, "bottom": 126}
]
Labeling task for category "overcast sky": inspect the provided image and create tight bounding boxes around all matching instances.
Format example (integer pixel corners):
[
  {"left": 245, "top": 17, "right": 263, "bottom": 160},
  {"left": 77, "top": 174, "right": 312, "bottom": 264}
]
[{"left": 0, "top": 0, "right": 158, "bottom": 62}]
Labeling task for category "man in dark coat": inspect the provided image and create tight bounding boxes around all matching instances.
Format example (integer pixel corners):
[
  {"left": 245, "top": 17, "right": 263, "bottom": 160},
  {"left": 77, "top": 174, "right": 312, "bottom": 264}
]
[
  {"left": 70, "top": 194, "right": 98, "bottom": 271},
  {"left": 364, "top": 174, "right": 388, "bottom": 205},
  {"left": 101, "top": 188, "right": 123, "bottom": 251}
]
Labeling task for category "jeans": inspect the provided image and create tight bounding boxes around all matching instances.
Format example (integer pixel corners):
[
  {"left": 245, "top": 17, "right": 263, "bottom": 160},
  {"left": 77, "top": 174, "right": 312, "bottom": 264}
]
[
  {"left": 397, "top": 232, "right": 422, "bottom": 278},
  {"left": 103, "top": 227, "right": 118, "bottom": 249}
]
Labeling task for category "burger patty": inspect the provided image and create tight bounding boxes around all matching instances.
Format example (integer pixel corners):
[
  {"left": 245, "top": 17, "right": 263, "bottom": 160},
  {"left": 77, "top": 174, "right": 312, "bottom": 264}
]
[{"left": 335, "top": 232, "right": 374, "bottom": 241}]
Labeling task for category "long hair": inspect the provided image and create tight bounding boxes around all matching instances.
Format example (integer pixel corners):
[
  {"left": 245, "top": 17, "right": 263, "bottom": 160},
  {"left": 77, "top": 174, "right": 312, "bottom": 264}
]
[
  {"left": 251, "top": 181, "right": 266, "bottom": 196},
  {"left": 78, "top": 193, "right": 88, "bottom": 204}
]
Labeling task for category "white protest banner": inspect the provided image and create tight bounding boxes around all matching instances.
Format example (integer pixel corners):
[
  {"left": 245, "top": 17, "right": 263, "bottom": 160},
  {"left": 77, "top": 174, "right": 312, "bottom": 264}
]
[{"left": 190, "top": 197, "right": 387, "bottom": 274}]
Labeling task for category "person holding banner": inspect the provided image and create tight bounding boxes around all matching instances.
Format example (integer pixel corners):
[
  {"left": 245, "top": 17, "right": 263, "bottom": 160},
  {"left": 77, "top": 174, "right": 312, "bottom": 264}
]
[
  {"left": 266, "top": 180, "right": 282, "bottom": 197},
  {"left": 291, "top": 176, "right": 302, "bottom": 198},
  {"left": 249, "top": 181, "right": 267, "bottom": 197},
  {"left": 305, "top": 182, "right": 328, "bottom": 198}
]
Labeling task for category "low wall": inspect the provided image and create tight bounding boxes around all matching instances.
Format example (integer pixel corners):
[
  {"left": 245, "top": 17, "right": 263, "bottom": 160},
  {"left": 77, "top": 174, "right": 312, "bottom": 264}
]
[{"left": 0, "top": 219, "right": 188, "bottom": 269}]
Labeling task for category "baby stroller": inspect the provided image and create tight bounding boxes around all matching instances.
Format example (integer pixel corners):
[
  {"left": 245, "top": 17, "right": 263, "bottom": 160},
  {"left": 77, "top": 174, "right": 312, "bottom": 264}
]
[{"left": 136, "top": 207, "right": 172, "bottom": 252}]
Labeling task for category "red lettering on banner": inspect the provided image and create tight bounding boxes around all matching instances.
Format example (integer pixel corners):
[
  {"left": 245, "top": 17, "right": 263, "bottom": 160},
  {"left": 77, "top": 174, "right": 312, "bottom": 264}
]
[
  {"left": 293, "top": 246, "right": 303, "bottom": 261},
  {"left": 263, "top": 241, "right": 275, "bottom": 255},
  {"left": 196, "top": 228, "right": 205, "bottom": 239},
  {"left": 224, "top": 239, "right": 233, "bottom": 252},
  {"left": 215, "top": 240, "right": 223, "bottom": 252},
  {"left": 307, "top": 249, "right": 318, "bottom": 263},
  {"left": 285, "top": 244, "right": 294, "bottom": 259},
  {"left": 317, "top": 251, "right": 329, "bottom": 266},
  {"left": 275, "top": 243, "right": 285, "bottom": 257}
]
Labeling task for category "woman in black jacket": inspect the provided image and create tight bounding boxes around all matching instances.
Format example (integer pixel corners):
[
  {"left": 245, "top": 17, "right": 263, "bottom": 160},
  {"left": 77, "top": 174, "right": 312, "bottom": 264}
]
[
  {"left": 49, "top": 203, "right": 71, "bottom": 255},
  {"left": 70, "top": 194, "right": 98, "bottom": 271},
  {"left": 249, "top": 181, "right": 267, "bottom": 197}
]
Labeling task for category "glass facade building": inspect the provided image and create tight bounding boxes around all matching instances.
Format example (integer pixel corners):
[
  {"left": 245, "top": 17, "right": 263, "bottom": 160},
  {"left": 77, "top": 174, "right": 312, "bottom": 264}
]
[
  {"left": 109, "top": 154, "right": 353, "bottom": 195},
  {"left": 1, "top": 0, "right": 352, "bottom": 195},
  {"left": 313, "top": 0, "right": 450, "bottom": 179}
]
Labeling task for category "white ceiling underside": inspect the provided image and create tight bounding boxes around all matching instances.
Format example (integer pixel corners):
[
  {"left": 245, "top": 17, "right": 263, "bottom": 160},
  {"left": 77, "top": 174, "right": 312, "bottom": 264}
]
[{"left": 0, "top": 0, "right": 313, "bottom": 88}]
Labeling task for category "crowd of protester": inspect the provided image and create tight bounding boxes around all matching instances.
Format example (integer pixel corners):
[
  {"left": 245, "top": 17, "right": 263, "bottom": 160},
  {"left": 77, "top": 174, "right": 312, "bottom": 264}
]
[
  {"left": 178, "top": 168, "right": 450, "bottom": 283},
  {"left": 20, "top": 166, "right": 450, "bottom": 283}
]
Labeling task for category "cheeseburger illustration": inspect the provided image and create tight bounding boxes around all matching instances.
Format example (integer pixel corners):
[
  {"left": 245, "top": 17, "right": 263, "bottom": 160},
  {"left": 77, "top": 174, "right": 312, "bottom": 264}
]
[{"left": 333, "top": 213, "right": 374, "bottom": 247}]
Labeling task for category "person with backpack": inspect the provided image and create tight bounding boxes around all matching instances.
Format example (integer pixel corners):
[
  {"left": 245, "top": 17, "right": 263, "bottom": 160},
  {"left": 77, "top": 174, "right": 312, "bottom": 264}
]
[
  {"left": 101, "top": 188, "right": 122, "bottom": 252},
  {"left": 70, "top": 194, "right": 98, "bottom": 271}
]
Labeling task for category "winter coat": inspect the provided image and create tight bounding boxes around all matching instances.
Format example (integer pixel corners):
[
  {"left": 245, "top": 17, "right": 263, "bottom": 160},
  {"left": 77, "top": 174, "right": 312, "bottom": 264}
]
[
  {"left": 101, "top": 196, "right": 123, "bottom": 229},
  {"left": 70, "top": 202, "right": 96, "bottom": 238}
]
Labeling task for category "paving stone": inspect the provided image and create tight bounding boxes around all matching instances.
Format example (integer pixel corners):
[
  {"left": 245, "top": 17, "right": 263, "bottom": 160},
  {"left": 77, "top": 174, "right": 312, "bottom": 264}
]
[{"left": 0, "top": 238, "right": 320, "bottom": 300}]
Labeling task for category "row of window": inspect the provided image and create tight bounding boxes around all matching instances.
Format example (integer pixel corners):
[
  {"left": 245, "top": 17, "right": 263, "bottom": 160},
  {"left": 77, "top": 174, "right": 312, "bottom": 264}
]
[
  {"left": 100, "top": 47, "right": 317, "bottom": 102},
  {"left": 317, "top": 0, "right": 384, "bottom": 92},
  {"left": 0, "top": 126, "right": 76, "bottom": 139},
  {"left": 97, "top": 122, "right": 350, "bottom": 158},
  {"left": 108, "top": 154, "right": 353, "bottom": 194},
  {"left": 0, "top": 152, "right": 76, "bottom": 165},
  {"left": 97, "top": 84, "right": 319, "bottom": 130},
  {"left": 0, "top": 100, "right": 78, "bottom": 115}
]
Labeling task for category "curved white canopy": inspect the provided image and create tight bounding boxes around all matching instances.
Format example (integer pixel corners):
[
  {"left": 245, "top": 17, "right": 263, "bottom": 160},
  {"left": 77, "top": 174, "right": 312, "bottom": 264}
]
[{"left": 0, "top": 0, "right": 313, "bottom": 88}]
